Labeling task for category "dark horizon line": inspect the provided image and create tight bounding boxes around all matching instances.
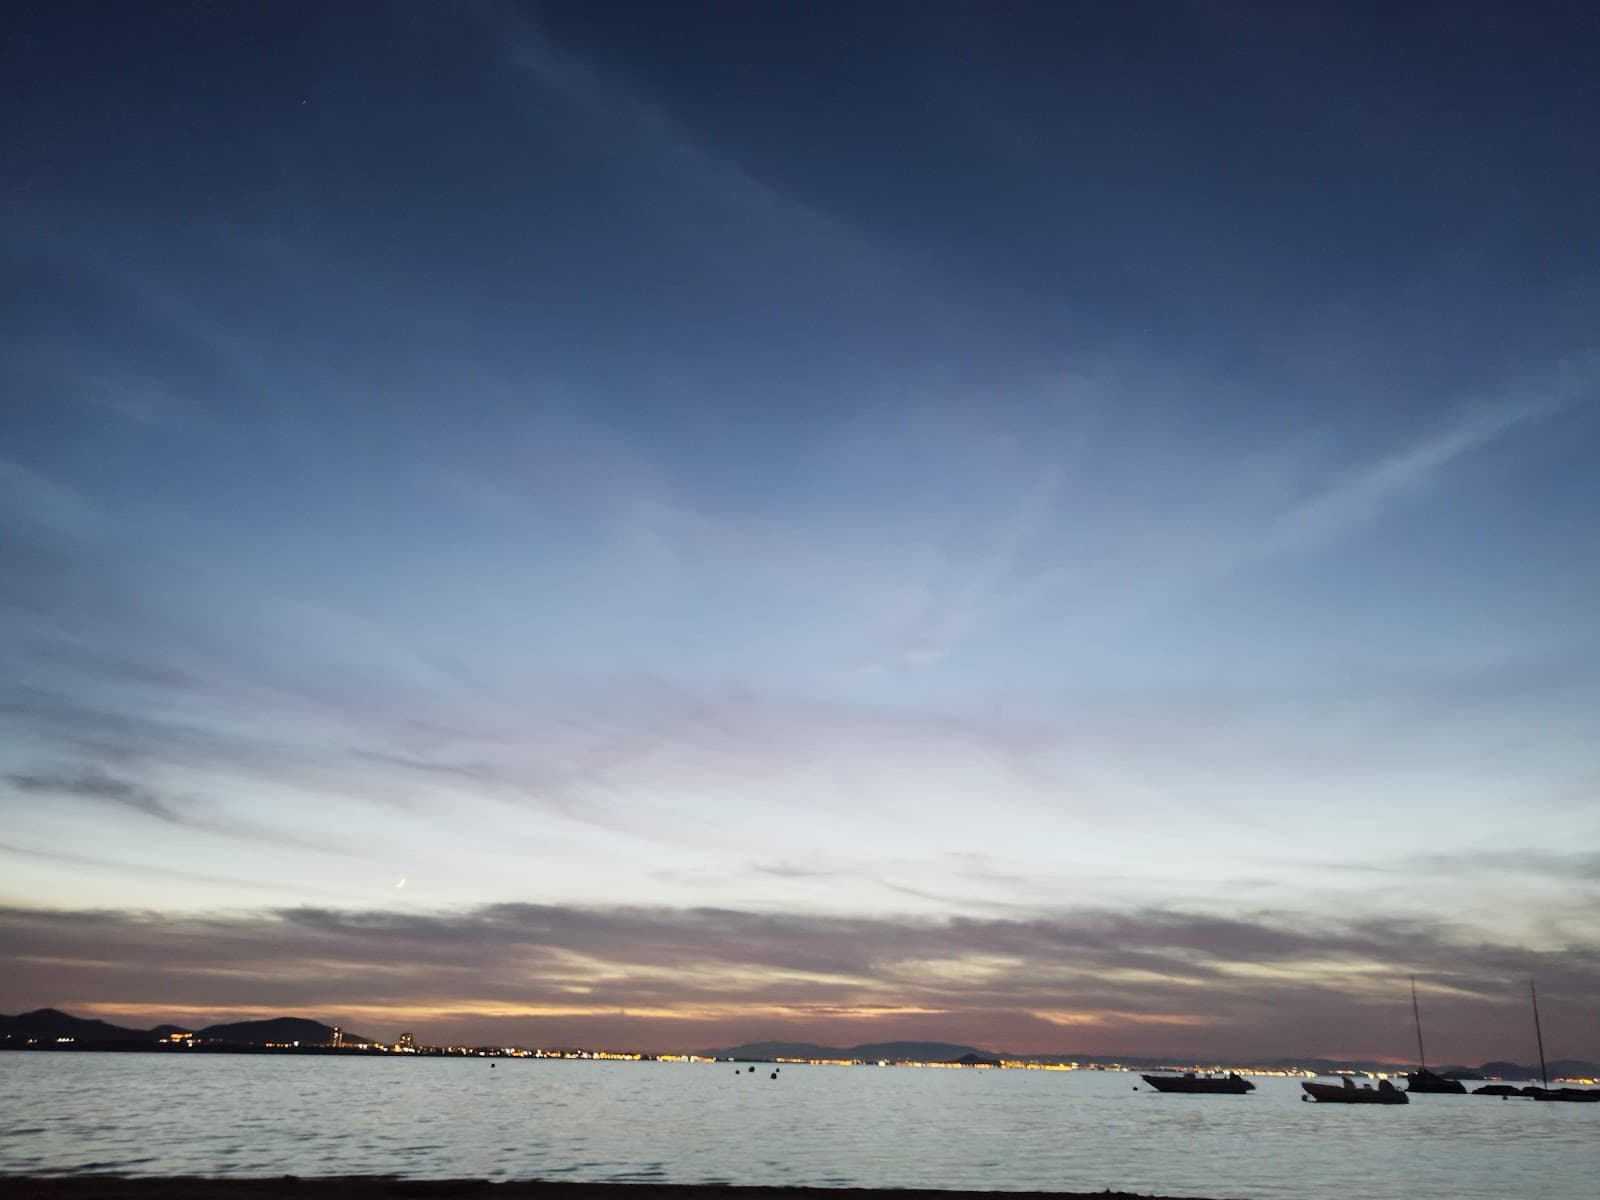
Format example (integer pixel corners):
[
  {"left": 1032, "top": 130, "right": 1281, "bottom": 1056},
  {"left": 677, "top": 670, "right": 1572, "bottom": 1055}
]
[{"left": 4, "top": 1006, "right": 1592, "bottom": 1077}]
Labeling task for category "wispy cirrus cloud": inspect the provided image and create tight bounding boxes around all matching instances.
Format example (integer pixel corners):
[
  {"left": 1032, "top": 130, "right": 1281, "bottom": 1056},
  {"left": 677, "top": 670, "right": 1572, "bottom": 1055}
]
[
  {"left": 1268, "top": 359, "right": 1594, "bottom": 554},
  {"left": 4, "top": 765, "right": 353, "bottom": 854},
  {"left": 7, "top": 766, "right": 183, "bottom": 823}
]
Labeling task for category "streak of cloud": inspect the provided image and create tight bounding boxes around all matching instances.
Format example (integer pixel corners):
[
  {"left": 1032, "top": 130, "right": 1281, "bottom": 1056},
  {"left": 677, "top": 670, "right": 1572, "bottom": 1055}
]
[
  {"left": 7, "top": 766, "right": 181, "bottom": 823},
  {"left": 1269, "top": 361, "right": 1593, "bottom": 553},
  {"left": 3, "top": 765, "right": 355, "bottom": 855}
]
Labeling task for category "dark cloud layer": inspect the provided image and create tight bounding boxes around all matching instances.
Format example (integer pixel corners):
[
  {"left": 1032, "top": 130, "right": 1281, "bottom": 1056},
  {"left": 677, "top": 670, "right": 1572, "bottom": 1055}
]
[{"left": 3, "top": 901, "right": 1594, "bottom": 1062}]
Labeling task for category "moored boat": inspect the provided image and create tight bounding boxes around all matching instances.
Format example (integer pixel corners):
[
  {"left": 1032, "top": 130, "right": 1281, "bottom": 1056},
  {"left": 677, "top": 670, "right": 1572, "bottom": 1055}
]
[
  {"left": 1404, "top": 977, "right": 1466, "bottom": 1094},
  {"left": 1140, "top": 1071, "right": 1254, "bottom": 1094},
  {"left": 1470, "top": 1081, "right": 1600, "bottom": 1101},
  {"left": 1405, "top": 1067, "right": 1467, "bottom": 1094},
  {"left": 1528, "top": 1086, "right": 1600, "bottom": 1103},
  {"left": 1516, "top": 981, "right": 1600, "bottom": 1100},
  {"left": 1471, "top": 1083, "right": 1523, "bottom": 1097},
  {"left": 1301, "top": 1077, "right": 1408, "bottom": 1104}
]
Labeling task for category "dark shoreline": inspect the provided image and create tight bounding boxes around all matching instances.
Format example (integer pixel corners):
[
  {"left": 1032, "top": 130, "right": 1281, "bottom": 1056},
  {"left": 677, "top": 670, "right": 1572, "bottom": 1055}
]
[{"left": 0, "top": 1180, "right": 1227, "bottom": 1200}]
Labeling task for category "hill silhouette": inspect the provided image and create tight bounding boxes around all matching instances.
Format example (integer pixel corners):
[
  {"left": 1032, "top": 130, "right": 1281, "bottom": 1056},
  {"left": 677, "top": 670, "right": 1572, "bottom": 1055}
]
[
  {"left": 0, "top": 1007, "right": 157, "bottom": 1043},
  {"left": 195, "top": 1017, "right": 357, "bottom": 1044},
  {"left": 2, "top": 1008, "right": 373, "bottom": 1047}
]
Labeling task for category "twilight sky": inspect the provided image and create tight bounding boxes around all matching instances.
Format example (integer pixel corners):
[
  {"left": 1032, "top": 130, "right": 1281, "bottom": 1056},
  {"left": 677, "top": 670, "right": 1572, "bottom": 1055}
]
[{"left": 2, "top": 1, "right": 1598, "bottom": 1062}]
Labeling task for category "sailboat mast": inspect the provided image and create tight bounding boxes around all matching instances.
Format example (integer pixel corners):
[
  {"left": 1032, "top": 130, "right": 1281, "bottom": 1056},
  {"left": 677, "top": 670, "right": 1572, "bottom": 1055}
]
[
  {"left": 1530, "top": 980, "right": 1549, "bottom": 1089},
  {"left": 1410, "top": 975, "right": 1428, "bottom": 1073}
]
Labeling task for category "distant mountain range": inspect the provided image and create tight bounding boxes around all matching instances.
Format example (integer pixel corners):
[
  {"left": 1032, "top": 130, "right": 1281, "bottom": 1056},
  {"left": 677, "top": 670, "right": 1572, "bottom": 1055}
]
[
  {"left": 702, "top": 1038, "right": 1598, "bottom": 1078},
  {"left": 1, "top": 1008, "right": 373, "bottom": 1047},
  {"left": 1476, "top": 1058, "right": 1598, "bottom": 1080},
  {"left": 5, "top": 1010, "right": 1594, "bottom": 1076}
]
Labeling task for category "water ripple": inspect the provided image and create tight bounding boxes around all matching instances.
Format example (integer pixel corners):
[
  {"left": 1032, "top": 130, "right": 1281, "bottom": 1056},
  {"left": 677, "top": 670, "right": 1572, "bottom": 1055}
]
[{"left": 1, "top": 1056, "right": 1595, "bottom": 1199}]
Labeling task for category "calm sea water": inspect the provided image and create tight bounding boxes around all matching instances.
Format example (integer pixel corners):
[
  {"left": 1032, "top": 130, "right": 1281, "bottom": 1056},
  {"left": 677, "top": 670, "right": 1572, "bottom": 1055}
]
[{"left": 1, "top": 1056, "right": 1595, "bottom": 1199}]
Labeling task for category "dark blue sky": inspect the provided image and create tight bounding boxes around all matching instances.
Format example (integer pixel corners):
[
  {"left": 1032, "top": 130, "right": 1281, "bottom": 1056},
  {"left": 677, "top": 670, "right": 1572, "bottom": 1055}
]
[{"left": 2, "top": 1, "right": 1597, "bottom": 1057}]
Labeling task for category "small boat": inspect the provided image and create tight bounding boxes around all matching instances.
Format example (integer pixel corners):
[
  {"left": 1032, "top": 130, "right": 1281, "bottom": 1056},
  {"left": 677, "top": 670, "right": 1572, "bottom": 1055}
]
[
  {"left": 1140, "top": 1071, "right": 1254, "bottom": 1094},
  {"left": 1521, "top": 980, "right": 1600, "bottom": 1102},
  {"left": 1405, "top": 1067, "right": 1466, "bottom": 1094},
  {"left": 1471, "top": 1083, "right": 1523, "bottom": 1098},
  {"left": 1301, "top": 1077, "right": 1408, "bottom": 1104},
  {"left": 1470, "top": 1082, "right": 1600, "bottom": 1101},
  {"left": 1404, "top": 977, "right": 1466, "bottom": 1094},
  {"left": 1527, "top": 1086, "right": 1600, "bottom": 1103}
]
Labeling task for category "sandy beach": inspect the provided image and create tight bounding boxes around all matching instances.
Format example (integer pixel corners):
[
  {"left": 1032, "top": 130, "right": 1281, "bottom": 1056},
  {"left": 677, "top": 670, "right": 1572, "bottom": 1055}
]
[{"left": 0, "top": 1181, "right": 1216, "bottom": 1200}]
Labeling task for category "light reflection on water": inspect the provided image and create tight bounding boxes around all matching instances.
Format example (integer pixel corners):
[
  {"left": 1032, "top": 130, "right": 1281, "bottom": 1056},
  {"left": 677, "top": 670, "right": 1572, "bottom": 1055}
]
[{"left": 1, "top": 1056, "right": 1595, "bottom": 1199}]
